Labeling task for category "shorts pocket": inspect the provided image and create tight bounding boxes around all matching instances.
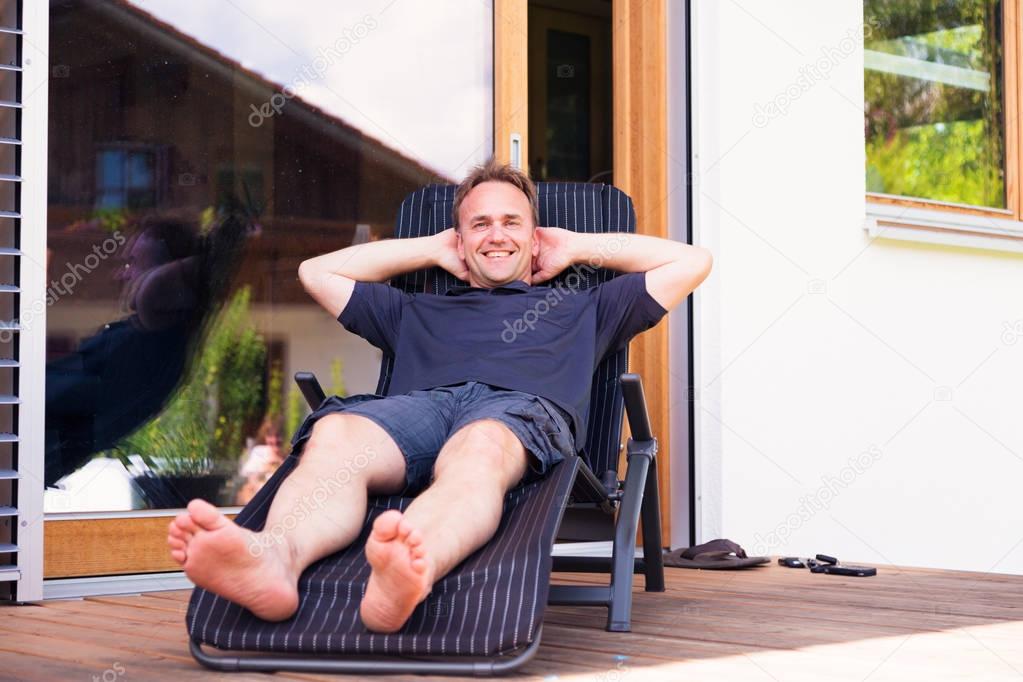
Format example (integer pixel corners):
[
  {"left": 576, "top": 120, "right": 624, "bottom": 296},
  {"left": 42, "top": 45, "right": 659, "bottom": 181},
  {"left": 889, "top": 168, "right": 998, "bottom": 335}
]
[{"left": 504, "top": 398, "right": 575, "bottom": 461}]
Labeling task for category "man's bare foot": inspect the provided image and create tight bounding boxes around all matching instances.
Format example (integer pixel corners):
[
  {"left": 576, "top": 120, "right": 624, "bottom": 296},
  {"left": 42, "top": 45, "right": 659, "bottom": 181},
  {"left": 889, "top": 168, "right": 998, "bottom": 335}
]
[
  {"left": 360, "top": 510, "right": 433, "bottom": 633},
  {"left": 166, "top": 498, "right": 300, "bottom": 622}
]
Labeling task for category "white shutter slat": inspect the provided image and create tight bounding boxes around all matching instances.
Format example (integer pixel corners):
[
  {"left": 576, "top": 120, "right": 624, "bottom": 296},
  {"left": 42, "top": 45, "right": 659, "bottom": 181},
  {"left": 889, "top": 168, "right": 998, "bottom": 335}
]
[{"left": 7, "top": 0, "right": 47, "bottom": 601}]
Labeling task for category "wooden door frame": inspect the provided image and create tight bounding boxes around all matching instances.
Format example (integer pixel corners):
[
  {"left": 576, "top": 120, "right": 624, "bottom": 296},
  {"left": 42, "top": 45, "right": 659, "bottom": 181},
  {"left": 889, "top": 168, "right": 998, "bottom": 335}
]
[
  {"left": 495, "top": 0, "right": 530, "bottom": 169},
  {"left": 494, "top": 0, "right": 673, "bottom": 546}
]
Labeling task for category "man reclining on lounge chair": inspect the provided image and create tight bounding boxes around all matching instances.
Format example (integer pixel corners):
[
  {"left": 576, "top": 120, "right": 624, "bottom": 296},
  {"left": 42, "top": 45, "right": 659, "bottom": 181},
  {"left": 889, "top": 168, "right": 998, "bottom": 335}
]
[{"left": 166, "top": 159, "right": 712, "bottom": 633}]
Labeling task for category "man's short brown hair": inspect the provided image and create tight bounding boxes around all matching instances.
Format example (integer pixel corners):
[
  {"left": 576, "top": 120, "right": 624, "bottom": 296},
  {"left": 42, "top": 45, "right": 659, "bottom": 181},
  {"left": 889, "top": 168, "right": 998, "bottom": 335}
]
[{"left": 451, "top": 157, "right": 539, "bottom": 229}]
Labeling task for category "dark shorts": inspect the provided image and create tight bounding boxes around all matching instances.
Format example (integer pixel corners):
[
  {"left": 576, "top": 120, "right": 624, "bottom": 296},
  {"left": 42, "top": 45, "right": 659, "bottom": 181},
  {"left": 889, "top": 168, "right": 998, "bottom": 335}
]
[{"left": 289, "top": 381, "right": 576, "bottom": 494}]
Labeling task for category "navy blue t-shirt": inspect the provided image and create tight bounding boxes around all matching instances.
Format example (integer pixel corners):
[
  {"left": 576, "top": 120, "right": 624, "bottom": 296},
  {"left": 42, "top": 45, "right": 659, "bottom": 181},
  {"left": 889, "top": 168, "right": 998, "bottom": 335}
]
[{"left": 337, "top": 272, "right": 668, "bottom": 446}]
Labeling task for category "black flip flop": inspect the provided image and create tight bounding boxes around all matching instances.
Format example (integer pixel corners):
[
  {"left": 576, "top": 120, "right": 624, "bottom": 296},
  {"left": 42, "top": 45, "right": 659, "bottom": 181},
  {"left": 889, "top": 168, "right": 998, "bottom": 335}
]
[{"left": 664, "top": 538, "right": 770, "bottom": 570}]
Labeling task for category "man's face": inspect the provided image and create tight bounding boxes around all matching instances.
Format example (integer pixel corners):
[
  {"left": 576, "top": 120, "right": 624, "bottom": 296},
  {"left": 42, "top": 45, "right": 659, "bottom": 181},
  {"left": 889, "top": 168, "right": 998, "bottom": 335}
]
[
  {"left": 456, "top": 181, "right": 539, "bottom": 288},
  {"left": 116, "top": 233, "right": 166, "bottom": 284}
]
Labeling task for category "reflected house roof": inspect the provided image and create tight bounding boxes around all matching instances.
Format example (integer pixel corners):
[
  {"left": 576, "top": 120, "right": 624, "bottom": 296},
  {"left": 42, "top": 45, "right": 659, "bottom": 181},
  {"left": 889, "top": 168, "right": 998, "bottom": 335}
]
[
  {"left": 102, "top": 0, "right": 450, "bottom": 184},
  {"left": 47, "top": 0, "right": 453, "bottom": 306}
]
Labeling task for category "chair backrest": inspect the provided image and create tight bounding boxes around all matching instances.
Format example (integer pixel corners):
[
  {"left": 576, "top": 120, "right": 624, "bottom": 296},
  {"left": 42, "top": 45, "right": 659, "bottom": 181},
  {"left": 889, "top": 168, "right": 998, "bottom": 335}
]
[{"left": 377, "top": 182, "right": 634, "bottom": 477}]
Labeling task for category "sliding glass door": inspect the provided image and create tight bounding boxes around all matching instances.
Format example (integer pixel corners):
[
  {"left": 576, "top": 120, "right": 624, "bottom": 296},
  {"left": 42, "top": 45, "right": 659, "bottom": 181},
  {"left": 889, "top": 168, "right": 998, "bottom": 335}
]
[{"left": 44, "top": 0, "right": 494, "bottom": 577}]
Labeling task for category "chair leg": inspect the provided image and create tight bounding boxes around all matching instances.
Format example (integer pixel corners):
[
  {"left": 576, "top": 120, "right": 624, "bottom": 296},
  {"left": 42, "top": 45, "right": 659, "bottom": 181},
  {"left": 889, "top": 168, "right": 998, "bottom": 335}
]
[
  {"left": 641, "top": 456, "right": 665, "bottom": 592},
  {"left": 606, "top": 450, "right": 652, "bottom": 632}
]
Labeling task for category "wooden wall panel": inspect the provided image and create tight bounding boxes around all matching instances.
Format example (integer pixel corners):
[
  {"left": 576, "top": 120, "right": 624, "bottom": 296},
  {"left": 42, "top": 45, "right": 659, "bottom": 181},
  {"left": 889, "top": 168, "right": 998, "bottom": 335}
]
[{"left": 45, "top": 514, "right": 236, "bottom": 578}]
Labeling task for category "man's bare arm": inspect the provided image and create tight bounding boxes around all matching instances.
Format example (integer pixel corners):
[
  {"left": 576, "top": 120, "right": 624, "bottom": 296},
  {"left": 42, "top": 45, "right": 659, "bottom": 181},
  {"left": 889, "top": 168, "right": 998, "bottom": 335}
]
[
  {"left": 298, "top": 228, "right": 465, "bottom": 318},
  {"left": 565, "top": 231, "right": 712, "bottom": 311}
]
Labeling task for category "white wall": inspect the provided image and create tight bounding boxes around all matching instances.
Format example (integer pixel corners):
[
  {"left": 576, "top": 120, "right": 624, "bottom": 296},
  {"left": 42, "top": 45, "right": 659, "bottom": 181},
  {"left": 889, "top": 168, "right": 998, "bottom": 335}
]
[{"left": 693, "top": 0, "right": 1023, "bottom": 574}]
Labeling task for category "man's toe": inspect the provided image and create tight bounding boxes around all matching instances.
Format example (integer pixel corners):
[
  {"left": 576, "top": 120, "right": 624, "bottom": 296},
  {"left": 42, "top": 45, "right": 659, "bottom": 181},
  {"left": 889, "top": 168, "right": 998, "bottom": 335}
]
[
  {"left": 187, "top": 498, "right": 227, "bottom": 531},
  {"left": 174, "top": 512, "right": 199, "bottom": 535},
  {"left": 371, "top": 510, "right": 403, "bottom": 542}
]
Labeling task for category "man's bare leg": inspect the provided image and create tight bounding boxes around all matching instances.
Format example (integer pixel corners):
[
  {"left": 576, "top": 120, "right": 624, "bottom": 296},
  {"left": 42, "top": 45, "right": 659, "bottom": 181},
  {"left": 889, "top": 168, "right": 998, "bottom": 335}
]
[
  {"left": 360, "top": 419, "right": 528, "bottom": 632},
  {"left": 166, "top": 413, "right": 407, "bottom": 621}
]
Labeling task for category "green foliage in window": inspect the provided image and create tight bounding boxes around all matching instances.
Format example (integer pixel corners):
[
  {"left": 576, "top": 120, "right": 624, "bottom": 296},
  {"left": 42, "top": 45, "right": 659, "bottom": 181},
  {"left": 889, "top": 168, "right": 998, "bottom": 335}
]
[
  {"left": 329, "top": 358, "right": 347, "bottom": 397},
  {"left": 284, "top": 385, "right": 307, "bottom": 451},
  {"left": 865, "top": 118, "right": 1003, "bottom": 207},
  {"left": 864, "top": 0, "right": 1005, "bottom": 208},
  {"left": 92, "top": 206, "right": 131, "bottom": 233},
  {"left": 110, "top": 286, "right": 267, "bottom": 475},
  {"left": 280, "top": 358, "right": 348, "bottom": 453},
  {"left": 265, "top": 361, "right": 283, "bottom": 424},
  {"left": 207, "top": 287, "right": 267, "bottom": 466}
]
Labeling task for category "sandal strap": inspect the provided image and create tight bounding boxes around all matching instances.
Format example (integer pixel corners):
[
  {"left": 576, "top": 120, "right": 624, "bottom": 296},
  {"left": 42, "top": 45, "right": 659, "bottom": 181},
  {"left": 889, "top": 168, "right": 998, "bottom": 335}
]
[{"left": 679, "top": 538, "right": 748, "bottom": 561}]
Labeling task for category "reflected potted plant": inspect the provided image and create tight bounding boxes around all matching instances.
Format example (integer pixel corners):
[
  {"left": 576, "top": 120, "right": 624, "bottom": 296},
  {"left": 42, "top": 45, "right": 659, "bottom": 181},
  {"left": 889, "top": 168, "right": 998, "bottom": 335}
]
[{"left": 110, "top": 286, "right": 267, "bottom": 506}]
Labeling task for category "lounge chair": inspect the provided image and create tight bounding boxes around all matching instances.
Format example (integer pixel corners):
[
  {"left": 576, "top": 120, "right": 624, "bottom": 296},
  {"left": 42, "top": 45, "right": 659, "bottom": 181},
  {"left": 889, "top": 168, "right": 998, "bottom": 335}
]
[{"left": 186, "top": 182, "right": 665, "bottom": 675}]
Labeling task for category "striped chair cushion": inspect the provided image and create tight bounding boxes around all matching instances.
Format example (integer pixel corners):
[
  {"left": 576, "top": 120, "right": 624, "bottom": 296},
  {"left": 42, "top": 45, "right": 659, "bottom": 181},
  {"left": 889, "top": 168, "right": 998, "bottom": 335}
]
[{"left": 186, "top": 452, "right": 579, "bottom": 656}]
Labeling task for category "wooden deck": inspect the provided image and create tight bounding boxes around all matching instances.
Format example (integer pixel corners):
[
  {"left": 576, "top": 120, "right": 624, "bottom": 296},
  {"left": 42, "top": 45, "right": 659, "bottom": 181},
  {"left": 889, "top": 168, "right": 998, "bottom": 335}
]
[{"left": 1, "top": 562, "right": 1022, "bottom": 681}]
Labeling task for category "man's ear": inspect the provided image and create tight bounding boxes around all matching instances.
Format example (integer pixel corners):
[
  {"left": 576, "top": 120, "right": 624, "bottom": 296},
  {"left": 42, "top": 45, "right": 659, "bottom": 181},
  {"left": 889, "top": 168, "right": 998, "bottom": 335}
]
[
  {"left": 455, "top": 227, "right": 464, "bottom": 259},
  {"left": 531, "top": 226, "right": 540, "bottom": 257}
]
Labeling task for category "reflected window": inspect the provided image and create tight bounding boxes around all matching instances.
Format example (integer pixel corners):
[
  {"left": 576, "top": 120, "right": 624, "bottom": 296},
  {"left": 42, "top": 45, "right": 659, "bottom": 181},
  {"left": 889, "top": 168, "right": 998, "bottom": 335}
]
[{"left": 96, "top": 145, "right": 161, "bottom": 209}]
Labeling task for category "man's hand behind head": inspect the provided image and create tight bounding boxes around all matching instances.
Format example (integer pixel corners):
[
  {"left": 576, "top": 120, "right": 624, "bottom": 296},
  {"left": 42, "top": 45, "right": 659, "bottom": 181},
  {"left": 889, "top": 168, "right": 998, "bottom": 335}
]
[
  {"left": 531, "top": 226, "right": 576, "bottom": 284},
  {"left": 434, "top": 227, "right": 470, "bottom": 282}
]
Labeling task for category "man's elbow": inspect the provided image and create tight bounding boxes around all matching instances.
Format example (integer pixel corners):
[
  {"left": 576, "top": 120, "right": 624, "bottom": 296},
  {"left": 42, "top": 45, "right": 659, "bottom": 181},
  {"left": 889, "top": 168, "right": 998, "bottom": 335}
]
[
  {"left": 692, "top": 246, "right": 713, "bottom": 286},
  {"left": 297, "top": 259, "right": 320, "bottom": 293},
  {"left": 671, "top": 244, "right": 713, "bottom": 288},
  {"left": 646, "top": 246, "right": 713, "bottom": 311}
]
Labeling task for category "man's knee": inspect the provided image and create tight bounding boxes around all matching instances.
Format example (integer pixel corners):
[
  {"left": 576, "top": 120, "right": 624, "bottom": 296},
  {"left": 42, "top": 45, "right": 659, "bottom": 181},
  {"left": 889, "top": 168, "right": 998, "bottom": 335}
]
[
  {"left": 303, "top": 413, "right": 405, "bottom": 490},
  {"left": 434, "top": 419, "right": 527, "bottom": 485},
  {"left": 306, "top": 413, "right": 359, "bottom": 453}
]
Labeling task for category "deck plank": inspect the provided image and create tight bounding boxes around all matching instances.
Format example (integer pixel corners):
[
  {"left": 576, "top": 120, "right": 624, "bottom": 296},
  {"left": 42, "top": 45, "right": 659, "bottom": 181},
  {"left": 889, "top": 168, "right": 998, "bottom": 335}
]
[{"left": 1, "top": 563, "right": 1021, "bottom": 680}]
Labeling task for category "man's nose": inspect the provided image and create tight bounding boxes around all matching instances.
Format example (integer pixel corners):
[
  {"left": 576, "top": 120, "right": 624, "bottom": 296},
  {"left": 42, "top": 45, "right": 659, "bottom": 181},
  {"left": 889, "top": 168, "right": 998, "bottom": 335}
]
[{"left": 486, "top": 224, "right": 511, "bottom": 241}]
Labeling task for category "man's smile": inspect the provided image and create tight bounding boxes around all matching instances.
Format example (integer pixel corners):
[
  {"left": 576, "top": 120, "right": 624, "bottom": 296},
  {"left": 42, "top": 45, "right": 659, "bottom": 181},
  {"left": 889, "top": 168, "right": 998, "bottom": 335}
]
[{"left": 483, "top": 249, "right": 516, "bottom": 259}]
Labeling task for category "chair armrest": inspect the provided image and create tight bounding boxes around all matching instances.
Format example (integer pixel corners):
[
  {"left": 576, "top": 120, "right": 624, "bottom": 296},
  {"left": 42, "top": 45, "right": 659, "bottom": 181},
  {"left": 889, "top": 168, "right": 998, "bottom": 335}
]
[
  {"left": 294, "top": 372, "right": 327, "bottom": 410},
  {"left": 619, "top": 373, "right": 653, "bottom": 444}
]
